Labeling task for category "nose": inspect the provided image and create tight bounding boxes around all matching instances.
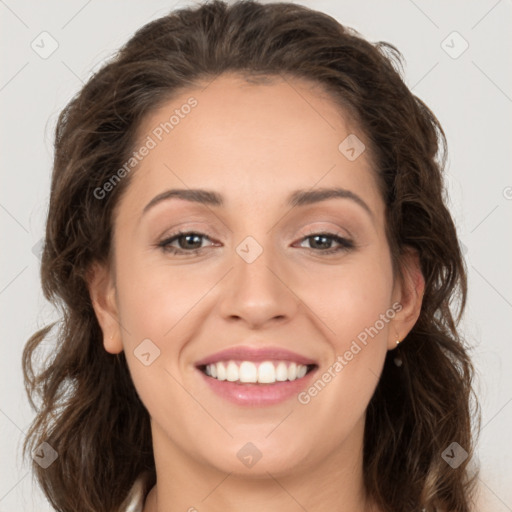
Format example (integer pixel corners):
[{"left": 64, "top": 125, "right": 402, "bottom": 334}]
[{"left": 217, "top": 240, "right": 299, "bottom": 329}]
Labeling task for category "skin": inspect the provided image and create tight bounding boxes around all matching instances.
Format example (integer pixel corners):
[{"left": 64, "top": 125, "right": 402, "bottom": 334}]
[{"left": 88, "top": 72, "right": 424, "bottom": 512}]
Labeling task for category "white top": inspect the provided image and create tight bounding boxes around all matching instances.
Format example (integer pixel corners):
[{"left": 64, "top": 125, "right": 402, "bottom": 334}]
[{"left": 119, "top": 473, "right": 150, "bottom": 512}]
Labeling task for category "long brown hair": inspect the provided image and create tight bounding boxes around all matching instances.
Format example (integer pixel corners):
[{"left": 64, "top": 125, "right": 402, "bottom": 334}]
[{"left": 22, "top": 1, "right": 480, "bottom": 510}]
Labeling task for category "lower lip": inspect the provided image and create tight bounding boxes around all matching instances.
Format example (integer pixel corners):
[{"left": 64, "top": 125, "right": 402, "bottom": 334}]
[{"left": 197, "top": 366, "right": 318, "bottom": 406}]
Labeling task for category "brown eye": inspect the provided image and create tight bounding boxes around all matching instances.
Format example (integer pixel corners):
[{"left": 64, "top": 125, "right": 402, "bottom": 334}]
[
  {"left": 298, "top": 232, "right": 354, "bottom": 254},
  {"left": 158, "top": 231, "right": 214, "bottom": 255}
]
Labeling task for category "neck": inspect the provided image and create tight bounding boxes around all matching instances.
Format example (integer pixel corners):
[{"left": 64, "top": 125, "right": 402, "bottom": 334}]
[{"left": 143, "top": 416, "right": 376, "bottom": 512}]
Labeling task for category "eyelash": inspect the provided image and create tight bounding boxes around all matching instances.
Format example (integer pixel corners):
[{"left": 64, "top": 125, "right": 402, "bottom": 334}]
[{"left": 157, "top": 230, "right": 355, "bottom": 256}]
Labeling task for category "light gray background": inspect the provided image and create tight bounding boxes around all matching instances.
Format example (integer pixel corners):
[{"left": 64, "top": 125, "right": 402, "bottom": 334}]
[{"left": 1, "top": 1, "right": 511, "bottom": 510}]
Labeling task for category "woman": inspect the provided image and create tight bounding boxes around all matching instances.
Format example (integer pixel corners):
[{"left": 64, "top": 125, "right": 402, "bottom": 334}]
[{"left": 22, "top": 1, "right": 480, "bottom": 511}]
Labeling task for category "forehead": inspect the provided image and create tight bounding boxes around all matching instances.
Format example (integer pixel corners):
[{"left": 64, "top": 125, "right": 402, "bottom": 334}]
[{"left": 119, "top": 72, "right": 384, "bottom": 222}]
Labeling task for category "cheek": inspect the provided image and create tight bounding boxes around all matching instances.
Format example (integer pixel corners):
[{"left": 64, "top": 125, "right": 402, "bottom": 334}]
[
  {"left": 114, "top": 250, "right": 208, "bottom": 342},
  {"left": 112, "top": 251, "right": 205, "bottom": 419},
  {"left": 114, "top": 233, "right": 394, "bottom": 359},
  {"left": 295, "top": 247, "right": 394, "bottom": 409},
  {"left": 112, "top": 246, "right": 223, "bottom": 396},
  {"left": 300, "top": 247, "right": 394, "bottom": 347}
]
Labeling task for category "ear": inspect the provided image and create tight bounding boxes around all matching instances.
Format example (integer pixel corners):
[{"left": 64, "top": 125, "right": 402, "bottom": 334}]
[
  {"left": 388, "top": 246, "right": 425, "bottom": 350},
  {"left": 86, "top": 261, "right": 123, "bottom": 354}
]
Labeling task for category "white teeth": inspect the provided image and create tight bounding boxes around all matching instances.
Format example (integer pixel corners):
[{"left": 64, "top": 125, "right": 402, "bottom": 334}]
[
  {"left": 297, "top": 365, "right": 307, "bottom": 378},
  {"left": 226, "top": 361, "right": 238, "bottom": 382},
  {"left": 258, "top": 361, "right": 276, "bottom": 383},
  {"left": 216, "top": 362, "right": 226, "bottom": 380},
  {"left": 275, "top": 362, "right": 288, "bottom": 381},
  {"left": 203, "top": 360, "right": 310, "bottom": 384},
  {"left": 239, "top": 361, "right": 258, "bottom": 383}
]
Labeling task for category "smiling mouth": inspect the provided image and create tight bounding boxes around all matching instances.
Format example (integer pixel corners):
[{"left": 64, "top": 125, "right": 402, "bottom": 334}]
[{"left": 197, "top": 360, "right": 318, "bottom": 384}]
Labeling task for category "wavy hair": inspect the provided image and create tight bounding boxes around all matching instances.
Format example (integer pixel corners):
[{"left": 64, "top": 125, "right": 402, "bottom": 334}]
[{"left": 22, "top": 1, "right": 480, "bottom": 510}]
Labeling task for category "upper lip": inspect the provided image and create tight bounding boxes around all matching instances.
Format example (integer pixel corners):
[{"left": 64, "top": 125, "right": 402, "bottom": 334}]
[{"left": 195, "top": 346, "right": 318, "bottom": 367}]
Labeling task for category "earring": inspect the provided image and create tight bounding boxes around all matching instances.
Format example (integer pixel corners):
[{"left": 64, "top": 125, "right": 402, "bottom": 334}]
[{"left": 394, "top": 337, "right": 403, "bottom": 367}]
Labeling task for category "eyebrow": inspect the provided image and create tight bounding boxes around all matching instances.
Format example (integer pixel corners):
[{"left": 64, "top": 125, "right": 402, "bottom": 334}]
[{"left": 142, "top": 187, "right": 374, "bottom": 220}]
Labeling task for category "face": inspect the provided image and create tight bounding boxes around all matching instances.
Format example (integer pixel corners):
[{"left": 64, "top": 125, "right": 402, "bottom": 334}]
[{"left": 91, "top": 72, "right": 420, "bottom": 479}]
